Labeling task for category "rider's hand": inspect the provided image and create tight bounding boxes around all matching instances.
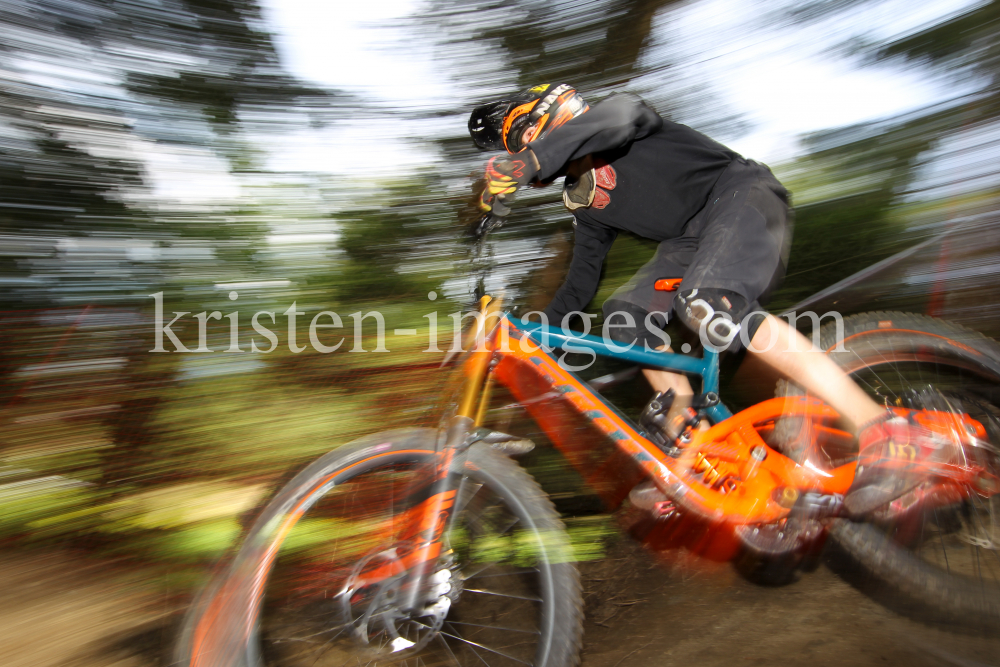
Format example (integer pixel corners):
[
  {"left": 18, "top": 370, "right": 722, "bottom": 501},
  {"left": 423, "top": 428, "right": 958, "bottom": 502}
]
[{"left": 477, "top": 151, "right": 539, "bottom": 215}]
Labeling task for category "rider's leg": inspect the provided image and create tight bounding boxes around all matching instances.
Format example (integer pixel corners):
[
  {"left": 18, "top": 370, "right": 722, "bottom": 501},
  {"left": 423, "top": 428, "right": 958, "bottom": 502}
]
[
  {"left": 642, "top": 350, "right": 692, "bottom": 396},
  {"left": 671, "top": 293, "right": 888, "bottom": 434},
  {"left": 601, "top": 299, "right": 701, "bottom": 435},
  {"left": 746, "top": 314, "right": 884, "bottom": 431},
  {"left": 602, "top": 300, "right": 688, "bottom": 397},
  {"left": 748, "top": 314, "right": 953, "bottom": 514},
  {"left": 669, "top": 288, "right": 888, "bottom": 441},
  {"left": 621, "top": 159, "right": 938, "bottom": 512}
]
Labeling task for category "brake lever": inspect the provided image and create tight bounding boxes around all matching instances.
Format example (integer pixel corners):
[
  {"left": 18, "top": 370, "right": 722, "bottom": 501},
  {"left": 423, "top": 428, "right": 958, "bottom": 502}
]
[{"left": 471, "top": 211, "right": 507, "bottom": 239}]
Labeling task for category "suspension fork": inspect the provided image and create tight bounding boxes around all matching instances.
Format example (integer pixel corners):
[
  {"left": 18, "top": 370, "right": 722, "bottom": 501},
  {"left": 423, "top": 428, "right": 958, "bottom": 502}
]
[{"left": 398, "top": 295, "right": 505, "bottom": 612}]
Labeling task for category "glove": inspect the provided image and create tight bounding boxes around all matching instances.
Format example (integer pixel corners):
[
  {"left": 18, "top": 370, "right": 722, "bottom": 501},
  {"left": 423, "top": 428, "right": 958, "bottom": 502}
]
[{"left": 477, "top": 151, "right": 540, "bottom": 215}]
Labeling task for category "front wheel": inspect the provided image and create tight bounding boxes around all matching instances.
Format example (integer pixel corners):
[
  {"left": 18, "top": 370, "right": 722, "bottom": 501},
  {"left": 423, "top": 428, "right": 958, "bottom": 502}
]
[
  {"left": 175, "top": 428, "right": 583, "bottom": 667},
  {"left": 778, "top": 311, "right": 1000, "bottom": 628}
]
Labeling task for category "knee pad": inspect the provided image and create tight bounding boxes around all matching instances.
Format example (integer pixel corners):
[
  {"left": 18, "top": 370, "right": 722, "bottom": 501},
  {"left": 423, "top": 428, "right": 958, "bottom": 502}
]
[
  {"left": 601, "top": 300, "right": 669, "bottom": 350},
  {"left": 674, "top": 288, "right": 766, "bottom": 352}
]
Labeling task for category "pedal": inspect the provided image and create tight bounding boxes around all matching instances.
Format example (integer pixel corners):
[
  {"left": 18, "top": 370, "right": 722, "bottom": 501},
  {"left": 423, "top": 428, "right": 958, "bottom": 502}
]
[
  {"left": 639, "top": 390, "right": 676, "bottom": 451},
  {"left": 628, "top": 480, "right": 679, "bottom": 520},
  {"left": 640, "top": 391, "right": 721, "bottom": 449},
  {"left": 628, "top": 479, "right": 666, "bottom": 510},
  {"left": 667, "top": 406, "right": 700, "bottom": 443},
  {"left": 652, "top": 500, "right": 678, "bottom": 520}
]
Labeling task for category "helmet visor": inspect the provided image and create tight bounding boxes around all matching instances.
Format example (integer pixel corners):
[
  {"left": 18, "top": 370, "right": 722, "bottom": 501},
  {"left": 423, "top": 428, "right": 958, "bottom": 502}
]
[{"left": 469, "top": 100, "right": 513, "bottom": 151}]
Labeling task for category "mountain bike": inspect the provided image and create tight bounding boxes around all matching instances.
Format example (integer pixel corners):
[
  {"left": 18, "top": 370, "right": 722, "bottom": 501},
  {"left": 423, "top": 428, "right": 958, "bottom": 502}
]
[{"left": 175, "top": 237, "right": 1000, "bottom": 667}]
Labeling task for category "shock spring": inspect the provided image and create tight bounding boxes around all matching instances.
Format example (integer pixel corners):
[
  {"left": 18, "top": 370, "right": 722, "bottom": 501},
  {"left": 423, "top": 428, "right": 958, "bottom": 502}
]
[{"left": 692, "top": 452, "right": 739, "bottom": 493}]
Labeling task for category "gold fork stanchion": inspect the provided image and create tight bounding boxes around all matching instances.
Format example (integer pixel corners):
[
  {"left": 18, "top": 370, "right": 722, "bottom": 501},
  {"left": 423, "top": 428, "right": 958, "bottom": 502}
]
[
  {"left": 474, "top": 372, "right": 496, "bottom": 427},
  {"left": 457, "top": 295, "right": 503, "bottom": 419}
]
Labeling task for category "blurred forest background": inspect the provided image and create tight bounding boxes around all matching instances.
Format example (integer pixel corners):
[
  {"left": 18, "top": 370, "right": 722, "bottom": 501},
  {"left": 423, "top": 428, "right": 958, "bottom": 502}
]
[{"left": 2, "top": 0, "right": 1000, "bottom": 582}]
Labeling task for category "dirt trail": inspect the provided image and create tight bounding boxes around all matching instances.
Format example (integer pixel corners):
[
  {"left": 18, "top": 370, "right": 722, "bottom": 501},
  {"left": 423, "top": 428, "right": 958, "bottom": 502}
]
[
  {"left": 2, "top": 544, "right": 998, "bottom": 667},
  {"left": 0, "top": 552, "right": 169, "bottom": 667},
  {"left": 580, "top": 541, "right": 1000, "bottom": 667}
]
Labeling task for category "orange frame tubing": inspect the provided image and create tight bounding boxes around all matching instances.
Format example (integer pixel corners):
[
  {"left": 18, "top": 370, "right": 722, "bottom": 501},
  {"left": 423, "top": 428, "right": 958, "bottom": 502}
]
[{"left": 491, "top": 318, "right": 991, "bottom": 525}]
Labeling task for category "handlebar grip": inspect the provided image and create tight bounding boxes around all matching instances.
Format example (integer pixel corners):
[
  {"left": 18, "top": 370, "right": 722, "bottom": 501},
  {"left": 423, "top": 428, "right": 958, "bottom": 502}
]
[{"left": 491, "top": 198, "right": 511, "bottom": 217}]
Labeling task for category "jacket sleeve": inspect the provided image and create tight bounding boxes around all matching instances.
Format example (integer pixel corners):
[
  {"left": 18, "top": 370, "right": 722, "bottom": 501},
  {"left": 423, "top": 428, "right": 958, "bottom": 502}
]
[
  {"left": 542, "top": 221, "right": 618, "bottom": 326},
  {"left": 528, "top": 94, "right": 663, "bottom": 181}
]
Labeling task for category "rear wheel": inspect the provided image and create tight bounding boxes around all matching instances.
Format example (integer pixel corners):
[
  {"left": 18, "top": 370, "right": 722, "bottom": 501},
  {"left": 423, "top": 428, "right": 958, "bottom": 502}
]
[
  {"left": 777, "top": 312, "right": 1000, "bottom": 627},
  {"left": 175, "top": 428, "right": 583, "bottom": 667}
]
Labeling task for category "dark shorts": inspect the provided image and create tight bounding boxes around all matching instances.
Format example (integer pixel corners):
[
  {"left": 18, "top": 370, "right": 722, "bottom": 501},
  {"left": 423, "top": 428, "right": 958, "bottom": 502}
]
[{"left": 602, "top": 158, "right": 792, "bottom": 350}]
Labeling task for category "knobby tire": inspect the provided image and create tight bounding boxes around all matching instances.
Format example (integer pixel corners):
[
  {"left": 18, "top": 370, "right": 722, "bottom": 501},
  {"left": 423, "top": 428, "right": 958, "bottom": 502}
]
[
  {"left": 175, "top": 428, "right": 583, "bottom": 667},
  {"left": 779, "top": 311, "right": 1000, "bottom": 628}
]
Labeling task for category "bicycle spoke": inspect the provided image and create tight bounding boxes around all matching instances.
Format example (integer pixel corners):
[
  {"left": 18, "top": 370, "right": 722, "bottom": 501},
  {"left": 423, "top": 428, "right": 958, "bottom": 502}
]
[
  {"left": 968, "top": 493, "right": 1000, "bottom": 578},
  {"left": 882, "top": 337, "right": 915, "bottom": 397},
  {"left": 464, "top": 568, "right": 538, "bottom": 581},
  {"left": 934, "top": 505, "right": 952, "bottom": 574},
  {"left": 437, "top": 632, "right": 472, "bottom": 667},
  {"left": 454, "top": 476, "right": 485, "bottom": 516},
  {"left": 463, "top": 588, "right": 542, "bottom": 602},
  {"left": 975, "top": 538, "right": 984, "bottom": 589},
  {"left": 447, "top": 621, "right": 540, "bottom": 635},
  {"left": 443, "top": 633, "right": 493, "bottom": 667},
  {"left": 851, "top": 348, "right": 899, "bottom": 403},
  {"left": 272, "top": 620, "right": 351, "bottom": 644},
  {"left": 299, "top": 621, "right": 354, "bottom": 665},
  {"left": 468, "top": 498, "right": 523, "bottom": 540},
  {"left": 441, "top": 624, "right": 533, "bottom": 666}
]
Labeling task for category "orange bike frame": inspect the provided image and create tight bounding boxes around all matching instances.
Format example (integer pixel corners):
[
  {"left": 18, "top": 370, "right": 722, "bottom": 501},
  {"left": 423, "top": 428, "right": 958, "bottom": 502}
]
[{"left": 479, "top": 315, "right": 991, "bottom": 525}]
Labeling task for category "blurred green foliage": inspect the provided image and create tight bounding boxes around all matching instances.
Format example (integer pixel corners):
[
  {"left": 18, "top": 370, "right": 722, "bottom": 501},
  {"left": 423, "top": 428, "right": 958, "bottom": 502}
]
[
  {"left": 766, "top": 119, "right": 937, "bottom": 310},
  {"left": 326, "top": 174, "right": 461, "bottom": 303}
]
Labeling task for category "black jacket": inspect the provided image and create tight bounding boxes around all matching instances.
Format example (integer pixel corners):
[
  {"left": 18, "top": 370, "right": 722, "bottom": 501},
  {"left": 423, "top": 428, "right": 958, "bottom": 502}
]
[{"left": 529, "top": 95, "right": 739, "bottom": 322}]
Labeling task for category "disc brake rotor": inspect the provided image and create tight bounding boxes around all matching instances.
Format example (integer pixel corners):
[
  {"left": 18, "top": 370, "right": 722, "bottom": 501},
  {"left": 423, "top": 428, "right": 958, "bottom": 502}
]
[{"left": 339, "top": 548, "right": 460, "bottom": 657}]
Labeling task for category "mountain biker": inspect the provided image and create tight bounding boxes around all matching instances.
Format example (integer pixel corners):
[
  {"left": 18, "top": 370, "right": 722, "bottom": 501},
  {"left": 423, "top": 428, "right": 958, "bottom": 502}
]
[{"left": 468, "top": 83, "right": 954, "bottom": 515}]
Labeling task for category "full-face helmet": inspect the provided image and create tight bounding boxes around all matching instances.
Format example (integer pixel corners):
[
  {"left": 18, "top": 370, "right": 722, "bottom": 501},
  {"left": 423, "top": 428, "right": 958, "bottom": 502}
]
[{"left": 468, "top": 83, "right": 589, "bottom": 153}]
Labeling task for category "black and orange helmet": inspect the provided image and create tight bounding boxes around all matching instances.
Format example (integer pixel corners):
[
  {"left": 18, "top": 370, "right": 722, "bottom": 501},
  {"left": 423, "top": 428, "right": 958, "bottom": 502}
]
[{"left": 468, "top": 83, "right": 589, "bottom": 153}]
